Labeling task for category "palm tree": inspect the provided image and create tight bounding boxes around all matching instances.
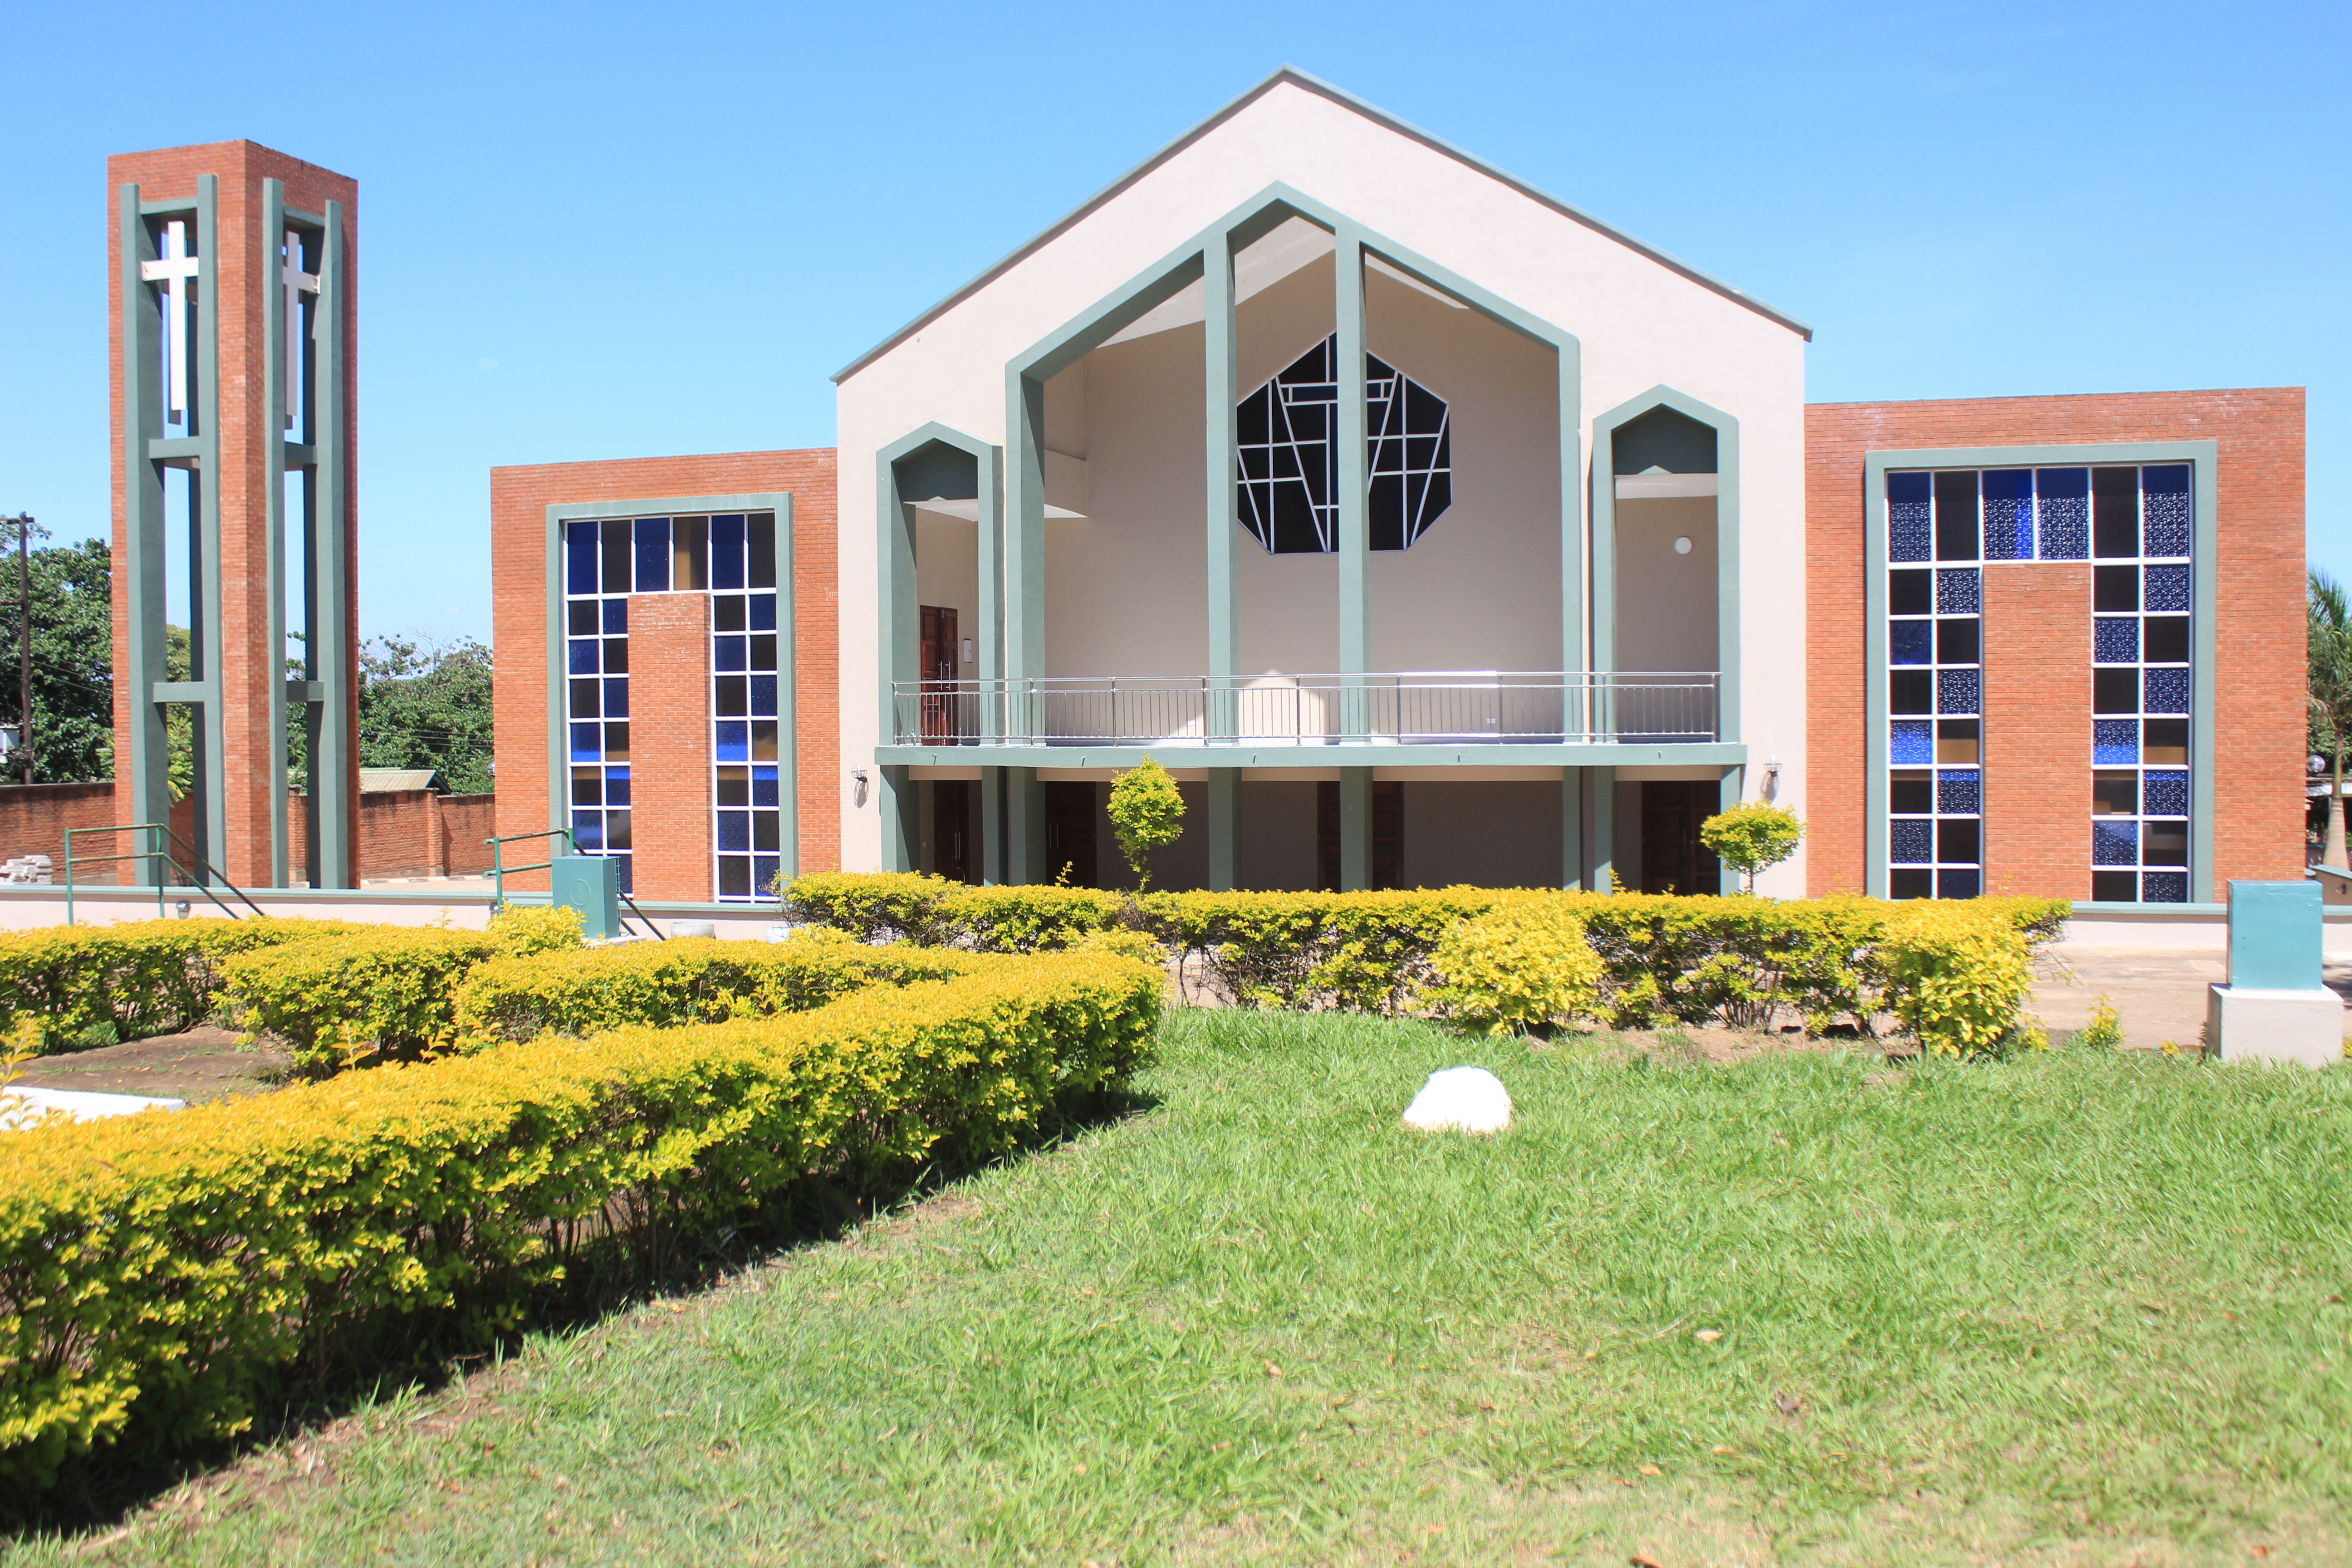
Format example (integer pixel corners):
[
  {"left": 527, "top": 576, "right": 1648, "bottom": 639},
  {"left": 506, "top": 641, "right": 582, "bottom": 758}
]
[{"left": 2308, "top": 570, "right": 2352, "bottom": 870}]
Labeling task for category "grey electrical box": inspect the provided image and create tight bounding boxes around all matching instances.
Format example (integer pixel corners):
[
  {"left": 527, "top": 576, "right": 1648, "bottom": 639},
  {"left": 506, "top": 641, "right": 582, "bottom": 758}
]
[{"left": 549, "top": 853, "right": 621, "bottom": 940}]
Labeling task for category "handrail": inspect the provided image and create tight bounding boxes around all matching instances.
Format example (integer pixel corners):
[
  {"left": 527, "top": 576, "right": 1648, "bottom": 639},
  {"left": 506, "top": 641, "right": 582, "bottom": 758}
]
[
  {"left": 63, "top": 822, "right": 267, "bottom": 926},
  {"left": 484, "top": 828, "right": 575, "bottom": 907},
  {"left": 618, "top": 889, "right": 667, "bottom": 941},
  {"left": 892, "top": 669, "right": 1722, "bottom": 747}
]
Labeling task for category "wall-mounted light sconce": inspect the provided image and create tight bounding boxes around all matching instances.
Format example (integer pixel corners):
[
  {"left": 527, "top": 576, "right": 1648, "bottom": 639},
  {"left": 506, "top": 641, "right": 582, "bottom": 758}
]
[
  {"left": 1763, "top": 755, "right": 1782, "bottom": 801},
  {"left": 961, "top": 637, "right": 975, "bottom": 664},
  {"left": 851, "top": 768, "right": 870, "bottom": 808}
]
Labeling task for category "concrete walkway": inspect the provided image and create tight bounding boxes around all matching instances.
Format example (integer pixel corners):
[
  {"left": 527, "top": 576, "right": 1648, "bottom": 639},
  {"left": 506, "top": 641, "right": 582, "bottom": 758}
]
[{"left": 2031, "top": 947, "right": 2352, "bottom": 1053}]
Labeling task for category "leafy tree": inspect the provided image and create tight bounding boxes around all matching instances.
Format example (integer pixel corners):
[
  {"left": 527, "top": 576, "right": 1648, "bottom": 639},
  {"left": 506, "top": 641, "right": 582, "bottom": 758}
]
[
  {"left": 2308, "top": 570, "right": 2352, "bottom": 870},
  {"left": 0, "top": 528, "right": 117, "bottom": 784},
  {"left": 1107, "top": 758, "right": 1185, "bottom": 890},
  {"left": 1699, "top": 800, "right": 1803, "bottom": 895},
  {"left": 358, "top": 636, "right": 495, "bottom": 795}
]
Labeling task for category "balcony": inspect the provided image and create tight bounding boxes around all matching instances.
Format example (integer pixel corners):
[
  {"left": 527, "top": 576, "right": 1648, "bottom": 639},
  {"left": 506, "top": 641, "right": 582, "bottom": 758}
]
[{"left": 892, "top": 671, "right": 1719, "bottom": 747}]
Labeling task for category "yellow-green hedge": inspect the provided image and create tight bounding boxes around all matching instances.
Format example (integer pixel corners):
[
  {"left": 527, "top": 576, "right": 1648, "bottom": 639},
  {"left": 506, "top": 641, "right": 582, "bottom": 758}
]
[
  {"left": 0, "top": 949, "right": 1162, "bottom": 1489},
  {"left": 0, "top": 917, "right": 374, "bottom": 1053},
  {"left": 451, "top": 930, "right": 994, "bottom": 1048},
  {"left": 780, "top": 873, "right": 2070, "bottom": 1043},
  {"left": 219, "top": 906, "right": 584, "bottom": 1074}
]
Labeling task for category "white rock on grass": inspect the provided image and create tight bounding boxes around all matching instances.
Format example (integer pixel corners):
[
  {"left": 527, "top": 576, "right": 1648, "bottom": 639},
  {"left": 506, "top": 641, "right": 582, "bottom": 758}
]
[{"left": 1401, "top": 1066, "right": 1512, "bottom": 1135}]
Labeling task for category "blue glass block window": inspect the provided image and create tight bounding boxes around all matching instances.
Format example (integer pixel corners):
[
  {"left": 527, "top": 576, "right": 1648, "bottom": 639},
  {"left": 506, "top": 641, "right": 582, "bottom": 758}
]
[
  {"left": 1888, "top": 471, "right": 1931, "bottom": 562},
  {"left": 2142, "top": 666, "right": 2190, "bottom": 714},
  {"left": 1891, "top": 720, "right": 1933, "bottom": 764},
  {"left": 2092, "top": 821, "right": 2137, "bottom": 865},
  {"left": 2144, "top": 771, "right": 2189, "bottom": 816},
  {"left": 1890, "top": 621, "right": 1931, "bottom": 665},
  {"left": 1891, "top": 819, "right": 1933, "bottom": 863},
  {"left": 2094, "top": 720, "right": 2138, "bottom": 764},
  {"left": 2141, "top": 466, "right": 2191, "bottom": 558},
  {"left": 570, "top": 722, "right": 602, "bottom": 762},
  {"left": 750, "top": 593, "right": 778, "bottom": 632},
  {"left": 2093, "top": 617, "right": 2138, "bottom": 664},
  {"left": 1936, "top": 668, "right": 1980, "bottom": 715},
  {"left": 633, "top": 517, "right": 671, "bottom": 592},
  {"left": 565, "top": 520, "right": 599, "bottom": 593},
  {"left": 2145, "top": 564, "right": 2191, "bottom": 613},
  {"left": 2036, "top": 468, "right": 2089, "bottom": 559},
  {"left": 568, "top": 639, "right": 599, "bottom": 675},
  {"left": 752, "top": 765, "right": 779, "bottom": 807},
  {"left": 2142, "top": 872, "right": 2188, "bottom": 903},
  {"left": 1936, "top": 568, "right": 1981, "bottom": 614},
  {"left": 1937, "top": 769, "right": 1981, "bottom": 814},
  {"left": 1981, "top": 470, "right": 2034, "bottom": 561},
  {"left": 715, "top": 721, "right": 749, "bottom": 762}
]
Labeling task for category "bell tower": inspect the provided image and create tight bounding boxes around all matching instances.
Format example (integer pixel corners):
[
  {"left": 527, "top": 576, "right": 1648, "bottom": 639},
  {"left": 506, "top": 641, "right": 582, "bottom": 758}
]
[{"left": 108, "top": 142, "right": 358, "bottom": 887}]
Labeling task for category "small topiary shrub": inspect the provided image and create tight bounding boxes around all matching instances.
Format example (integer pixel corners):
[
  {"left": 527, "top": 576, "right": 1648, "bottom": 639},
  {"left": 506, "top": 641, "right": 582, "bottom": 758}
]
[
  {"left": 1106, "top": 759, "right": 1186, "bottom": 890},
  {"left": 1423, "top": 898, "right": 1603, "bottom": 1036}
]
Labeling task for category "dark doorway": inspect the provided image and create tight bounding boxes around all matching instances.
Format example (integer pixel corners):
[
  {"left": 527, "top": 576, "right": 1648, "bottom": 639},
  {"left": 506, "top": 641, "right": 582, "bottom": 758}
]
[
  {"left": 1044, "top": 781, "right": 1098, "bottom": 887},
  {"left": 1317, "top": 780, "right": 1404, "bottom": 890},
  {"left": 1639, "top": 780, "right": 1721, "bottom": 895},
  {"left": 919, "top": 604, "right": 959, "bottom": 741},
  {"left": 932, "top": 779, "right": 974, "bottom": 884}
]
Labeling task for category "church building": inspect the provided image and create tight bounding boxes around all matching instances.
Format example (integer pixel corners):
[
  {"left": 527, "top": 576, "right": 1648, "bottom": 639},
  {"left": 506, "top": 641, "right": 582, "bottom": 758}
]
[{"left": 481, "top": 69, "right": 2303, "bottom": 906}]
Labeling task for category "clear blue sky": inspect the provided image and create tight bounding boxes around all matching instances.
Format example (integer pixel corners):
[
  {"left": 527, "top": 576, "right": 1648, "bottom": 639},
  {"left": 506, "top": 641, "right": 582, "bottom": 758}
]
[{"left": 1, "top": 0, "right": 2342, "bottom": 647}]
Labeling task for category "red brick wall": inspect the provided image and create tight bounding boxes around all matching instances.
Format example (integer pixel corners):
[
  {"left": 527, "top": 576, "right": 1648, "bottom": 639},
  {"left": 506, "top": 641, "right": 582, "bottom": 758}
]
[
  {"left": 625, "top": 593, "right": 714, "bottom": 898},
  {"left": 1982, "top": 564, "right": 2091, "bottom": 898},
  {"left": 436, "top": 794, "right": 496, "bottom": 877},
  {"left": 488, "top": 451, "right": 838, "bottom": 898},
  {"left": 108, "top": 142, "right": 362, "bottom": 887},
  {"left": 1806, "top": 388, "right": 2306, "bottom": 898},
  {"left": 0, "top": 784, "right": 126, "bottom": 882}
]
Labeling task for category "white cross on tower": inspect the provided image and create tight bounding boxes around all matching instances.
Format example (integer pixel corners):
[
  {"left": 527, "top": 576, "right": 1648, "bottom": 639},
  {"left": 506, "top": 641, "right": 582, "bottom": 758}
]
[
  {"left": 281, "top": 229, "right": 318, "bottom": 432},
  {"left": 138, "top": 220, "right": 200, "bottom": 419}
]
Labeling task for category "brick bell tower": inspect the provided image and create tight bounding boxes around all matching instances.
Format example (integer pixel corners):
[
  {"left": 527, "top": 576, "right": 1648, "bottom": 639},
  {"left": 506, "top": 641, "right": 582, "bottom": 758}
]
[{"left": 108, "top": 142, "right": 359, "bottom": 888}]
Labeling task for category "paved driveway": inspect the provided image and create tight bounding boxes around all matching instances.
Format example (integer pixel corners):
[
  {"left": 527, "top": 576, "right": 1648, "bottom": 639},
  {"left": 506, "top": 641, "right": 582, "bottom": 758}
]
[{"left": 2034, "top": 946, "right": 2352, "bottom": 1052}]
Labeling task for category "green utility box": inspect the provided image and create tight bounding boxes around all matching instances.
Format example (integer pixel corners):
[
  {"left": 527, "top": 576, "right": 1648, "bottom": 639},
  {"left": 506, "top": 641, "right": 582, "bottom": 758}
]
[{"left": 550, "top": 853, "right": 622, "bottom": 940}]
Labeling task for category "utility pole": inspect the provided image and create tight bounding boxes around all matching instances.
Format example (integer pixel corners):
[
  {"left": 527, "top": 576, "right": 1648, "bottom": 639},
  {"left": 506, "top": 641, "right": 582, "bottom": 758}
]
[{"left": 0, "top": 515, "right": 25, "bottom": 785}]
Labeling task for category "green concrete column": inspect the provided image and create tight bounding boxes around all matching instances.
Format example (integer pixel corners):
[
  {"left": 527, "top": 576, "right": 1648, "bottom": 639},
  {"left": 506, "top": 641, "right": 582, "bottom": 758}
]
[
  {"left": 1590, "top": 765, "right": 1617, "bottom": 893},
  {"left": 1004, "top": 765, "right": 1045, "bottom": 884},
  {"left": 879, "top": 764, "right": 915, "bottom": 872},
  {"left": 1561, "top": 766, "right": 1584, "bottom": 890},
  {"left": 981, "top": 765, "right": 1005, "bottom": 885},
  {"left": 1339, "top": 765, "right": 1372, "bottom": 892},
  {"left": 1207, "top": 767, "right": 1240, "bottom": 890}
]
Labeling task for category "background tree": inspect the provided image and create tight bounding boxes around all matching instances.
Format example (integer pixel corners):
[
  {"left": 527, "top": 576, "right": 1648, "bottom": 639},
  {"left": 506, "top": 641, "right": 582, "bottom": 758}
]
[
  {"left": 0, "top": 527, "right": 116, "bottom": 783},
  {"left": 1107, "top": 758, "right": 1185, "bottom": 890},
  {"left": 1699, "top": 800, "right": 1803, "bottom": 895},
  {"left": 2307, "top": 570, "right": 2352, "bottom": 870},
  {"left": 357, "top": 636, "right": 496, "bottom": 795}
]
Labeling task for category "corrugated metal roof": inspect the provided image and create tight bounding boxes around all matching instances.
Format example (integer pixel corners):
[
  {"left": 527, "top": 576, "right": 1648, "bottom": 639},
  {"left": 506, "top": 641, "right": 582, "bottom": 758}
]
[{"left": 359, "top": 768, "right": 439, "bottom": 794}]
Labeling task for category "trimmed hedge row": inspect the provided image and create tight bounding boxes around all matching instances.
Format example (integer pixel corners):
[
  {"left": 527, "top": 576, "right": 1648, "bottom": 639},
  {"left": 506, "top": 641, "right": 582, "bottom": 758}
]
[
  {"left": 0, "top": 917, "right": 375, "bottom": 1052},
  {"left": 0, "top": 949, "right": 1163, "bottom": 1488},
  {"left": 783, "top": 873, "right": 2071, "bottom": 1044},
  {"left": 218, "top": 906, "right": 584, "bottom": 1075},
  {"left": 450, "top": 931, "right": 994, "bottom": 1048}
]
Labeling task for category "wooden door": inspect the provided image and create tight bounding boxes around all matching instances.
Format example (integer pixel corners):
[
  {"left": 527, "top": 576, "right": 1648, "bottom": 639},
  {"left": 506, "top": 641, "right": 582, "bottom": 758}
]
[
  {"left": 932, "top": 779, "right": 973, "bottom": 884},
  {"left": 1044, "top": 781, "right": 1098, "bottom": 887},
  {"left": 1639, "top": 780, "right": 1721, "bottom": 895},
  {"left": 919, "top": 605, "right": 958, "bottom": 740},
  {"left": 1316, "top": 781, "right": 1404, "bottom": 890}
]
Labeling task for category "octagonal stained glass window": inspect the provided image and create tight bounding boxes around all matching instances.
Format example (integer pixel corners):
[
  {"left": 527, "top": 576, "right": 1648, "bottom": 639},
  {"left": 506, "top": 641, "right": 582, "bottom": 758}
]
[{"left": 1237, "top": 334, "right": 1451, "bottom": 554}]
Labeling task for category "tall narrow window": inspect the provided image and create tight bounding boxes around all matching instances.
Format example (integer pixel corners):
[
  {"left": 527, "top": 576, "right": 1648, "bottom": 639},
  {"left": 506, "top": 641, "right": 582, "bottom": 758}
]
[
  {"left": 2088, "top": 466, "right": 2192, "bottom": 903},
  {"left": 1886, "top": 469, "right": 1983, "bottom": 900}
]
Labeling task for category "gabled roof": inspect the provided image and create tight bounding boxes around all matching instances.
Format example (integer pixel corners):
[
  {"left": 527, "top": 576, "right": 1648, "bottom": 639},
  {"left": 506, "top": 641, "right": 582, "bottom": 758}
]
[
  {"left": 833, "top": 67, "right": 1810, "bottom": 384},
  {"left": 360, "top": 767, "right": 439, "bottom": 794}
]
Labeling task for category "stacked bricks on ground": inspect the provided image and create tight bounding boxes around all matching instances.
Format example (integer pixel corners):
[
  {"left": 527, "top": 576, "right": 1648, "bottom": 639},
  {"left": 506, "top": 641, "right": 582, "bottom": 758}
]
[
  {"left": 106, "top": 141, "right": 361, "bottom": 887},
  {"left": 1804, "top": 389, "right": 2306, "bottom": 898},
  {"left": 489, "top": 451, "right": 838, "bottom": 900}
]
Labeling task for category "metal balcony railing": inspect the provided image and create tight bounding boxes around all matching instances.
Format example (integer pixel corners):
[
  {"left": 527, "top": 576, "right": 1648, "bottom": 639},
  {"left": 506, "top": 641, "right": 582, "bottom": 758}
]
[{"left": 892, "top": 671, "right": 1718, "bottom": 747}]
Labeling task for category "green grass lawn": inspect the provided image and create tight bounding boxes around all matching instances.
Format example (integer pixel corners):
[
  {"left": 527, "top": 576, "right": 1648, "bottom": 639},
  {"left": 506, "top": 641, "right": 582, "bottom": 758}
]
[{"left": 16, "top": 1010, "right": 2352, "bottom": 1566}]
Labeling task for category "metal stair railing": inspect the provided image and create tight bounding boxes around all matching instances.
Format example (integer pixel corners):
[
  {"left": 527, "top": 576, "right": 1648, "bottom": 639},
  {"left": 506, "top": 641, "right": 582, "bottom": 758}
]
[
  {"left": 483, "top": 828, "right": 664, "bottom": 940},
  {"left": 64, "top": 823, "right": 268, "bottom": 926}
]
